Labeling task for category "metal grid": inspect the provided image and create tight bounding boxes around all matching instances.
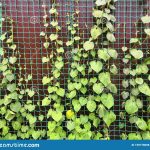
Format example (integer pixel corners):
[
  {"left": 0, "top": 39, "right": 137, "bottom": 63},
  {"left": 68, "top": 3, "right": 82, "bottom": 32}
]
[{"left": 0, "top": 0, "right": 150, "bottom": 139}]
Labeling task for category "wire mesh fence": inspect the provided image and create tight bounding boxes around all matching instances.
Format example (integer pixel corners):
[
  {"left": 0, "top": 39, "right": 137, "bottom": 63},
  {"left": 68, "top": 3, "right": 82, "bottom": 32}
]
[{"left": 0, "top": 0, "right": 150, "bottom": 139}]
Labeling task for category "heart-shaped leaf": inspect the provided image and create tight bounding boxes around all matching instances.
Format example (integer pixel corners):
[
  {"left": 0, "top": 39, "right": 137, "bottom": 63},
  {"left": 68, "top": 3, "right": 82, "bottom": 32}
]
[
  {"left": 144, "top": 29, "right": 150, "bottom": 36},
  {"left": 106, "top": 32, "right": 116, "bottom": 42},
  {"left": 130, "top": 49, "right": 143, "bottom": 59},
  {"left": 74, "top": 83, "right": 82, "bottom": 90},
  {"left": 101, "top": 93, "right": 114, "bottom": 109},
  {"left": 10, "top": 102, "right": 21, "bottom": 113},
  {"left": 52, "top": 111, "right": 63, "bottom": 122},
  {"left": 141, "top": 15, "right": 150, "bottom": 24},
  {"left": 49, "top": 34, "right": 58, "bottom": 41},
  {"left": 90, "top": 25, "right": 102, "bottom": 39},
  {"left": 98, "top": 49, "right": 110, "bottom": 62},
  {"left": 6, "top": 74, "right": 15, "bottom": 82},
  {"left": 79, "top": 97, "right": 87, "bottom": 106},
  {"left": 56, "top": 88, "right": 65, "bottom": 97},
  {"left": 90, "top": 61, "right": 103, "bottom": 73},
  {"left": 7, "top": 84, "right": 16, "bottom": 92},
  {"left": 83, "top": 41, "right": 94, "bottom": 51},
  {"left": 99, "top": 72, "right": 111, "bottom": 87},
  {"left": 42, "top": 57, "right": 50, "bottom": 63},
  {"left": 125, "top": 99, "right": 138, "bottom": 114},
  {"left": 28, "top": 90, "right": 35, "bottom": 98},
  {"left": 136, "top": 118, "right": 148, "bottom": 131},
  {"left": 43, "top": 42, "right": 49, "bottom": 49},
  {"left": 42, "top": 76, "right": 51, "bottom": 85},
  {"left": 9, "top": 57, "right": 17, "bottom": 64},
  {"left": 103, "top": 111, "right": 116, "bottom": 127},
  {"left": 55, "top": 61, "right": 64, "bottom": 70},
  {"left": 138, "top": 83, "right": 150, "bottom": 96},
  {"left": 93, "top": 83, "right": 104, "bottom": 94},
  {"left": 86, "top": 100, "right": 96, "bottom": 112}
]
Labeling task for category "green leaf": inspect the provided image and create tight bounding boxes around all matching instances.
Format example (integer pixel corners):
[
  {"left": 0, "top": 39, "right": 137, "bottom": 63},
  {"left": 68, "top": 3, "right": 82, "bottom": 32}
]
[
  {"left": 74, "top": 103, "right": 81, "bottom": 112},
  {"left": 141, "top": 15, "right": 150, "bottom": 24},
  {"left": 57, "top": 47, "right": 64, "bottom": 53},
  {"left": 5, "top": 110, "right": 15, "bottom": 121},
  {"left": 42, "top": 97, "right": 51, "bottom": 106},
  {"left": 92, "top": 9, "right": 103, "bottom": 18},
  {"left": 67, "top": 90, "right": 76, "bottom": 99},
  {"left": 106, "top": 32, "right": 116, "bottom": 42},
  {"left": 144, "top": 29, "right": 150, "bottom": 36},
  {"left": 48, "top": 121, "right": 56, "bottom": 132},
  {"left": 107, "top": 83, "right": 117, "bottom": 94},
  {"left": 135, "top": 78, "right": 143, "bottom": 85},
  {"left": 90, "top": 61, "right": 103, "bottom": 73},
  {"left": 136, "top": 64, "right": 148, "bottom": 74},
  {"left": 101, "top": 93, "right": 114, "bottom": 109},
  {"left": 0, "top": 120, "right": 6, "bottom": 130},
  {"left": 136, "top": 118, "right": 148, "bottom": 131},
  {"left": 12, "top": 121, "right": 21, "bottom": 130},
  {"left": 93, "top": 83, "right": 104, "bottom": 94},
  {"left": 28, "top": 90, "right": 35, "bottom": 98},
  {"left": 106, "top": 22, "right": 115, "bottom": 32},
  {"left": 32, "top": 131, "right": 41, "bottom": 140},
  {"left": 74, "top": 83, "right": 82, "bottom": 90},
  {"left": 67, "top": 121, "right": 75, "bottom": 131},
  {"left": 90, "top": 25, "right": 102, "bottom": 39},
  {"left": 107, "top": 48, "right": 118, "bottom": 59},
  {"left": 80, "top": 78, "right": 88, "bottom": 86},
  {"left": 66, "top": 40, "right": 73, "bottom": 46},
  {"left": 42, "top": 76, "right": 50, "bottom": 85},
  {"left": 6, "top": 74, "right": 15, "bottom": 82},
  {"left": 56, "top": 88, "right": 65, "bottom": 97},
  {"left": 70, "top": 69, "right": 78, "bottom": 78},
  {"left": 80, "top": 115, "right": 88, "bottom": 124},
  {"left": 10, "top": 44, "right": 17, "bottom": 51},
  {"left": 130, "top": 49, "right": 143, "bottom": 59},
  {"left": 51, "top": 20, "right": 58, "bottom": 27},
  {"left": 99, "top": 72, "right": 111, "bottom": 87},
  {"left": 98, "top": 49, "right": 110, "bottom": 62},
  {"left": 49, "top": 34, "right": 58, "bottom": 41},
  {"left": 55, "top": 61, "right": 64, "bottom": 70},
  {"left": 51, "top": 111, "right": 63, "bottom": 122},
  {"left": 86, "top": 100, "right": 96, "bottom": 112},
  {"left": 0, "top": 48, "right": 4, "bottom": 55},
  {"left": 43, "top": 42, "right": 49, "bottom": 49},
  {"left": 142, "top": 131, "right": 150, "bottom": 140},
  {"left": 9, "top": 57, "right": 17, "bottom": 64},
  {"left": 103, "top": 111, "right": 116, "bottom": 127},
  {"left": 83, "top": 41, "right": 94, "bottom": 51},
  {"left": 128, "top": 133, "right": 142, "bottom": 140},
  {"left": 10, "top": 102, "right": 21, "bottom": 113},
  {"left": 138, "top": 83, "right": 150, "bottom": 96},
  {"left": 95, "top": 0, "right": 107, "bottom": 6},
  {"left": 79, "top": 97, "right": 87, "bottom": 106},
  {"left": 125, "top": 100, "right": 138, "bottom": 114},
  {"left": 110, "top": 65, "right": 118, "bottom": 75},
  {"left": 130, "top": 38, "right": 139, "bottom": 44},
  {"left": 7, "top": 83, "right": 16, "bottom": 92},
  {"left": 42, "top": 57, "right": 50, "bottom": 63}
]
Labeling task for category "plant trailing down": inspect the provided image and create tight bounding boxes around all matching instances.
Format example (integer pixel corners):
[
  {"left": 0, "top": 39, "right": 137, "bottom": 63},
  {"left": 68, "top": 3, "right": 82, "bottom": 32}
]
[
  {"left": 0, "top": 17, "right": 46, "bottom": 140},
  {"left": 66, "top": 0, "right": 118, "bottom": 140},
  {"left": 41, "top": 1, "right": 66, "bottom": 139},
  {"left": 121, "top": 14, "right": 150, "bottom": 140}
]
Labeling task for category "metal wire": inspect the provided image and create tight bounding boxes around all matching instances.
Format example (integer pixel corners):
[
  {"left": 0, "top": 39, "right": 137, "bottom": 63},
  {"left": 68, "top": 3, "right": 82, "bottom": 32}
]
[{"left": 0, "top": 0, "right": 149, "bottom": 139}]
